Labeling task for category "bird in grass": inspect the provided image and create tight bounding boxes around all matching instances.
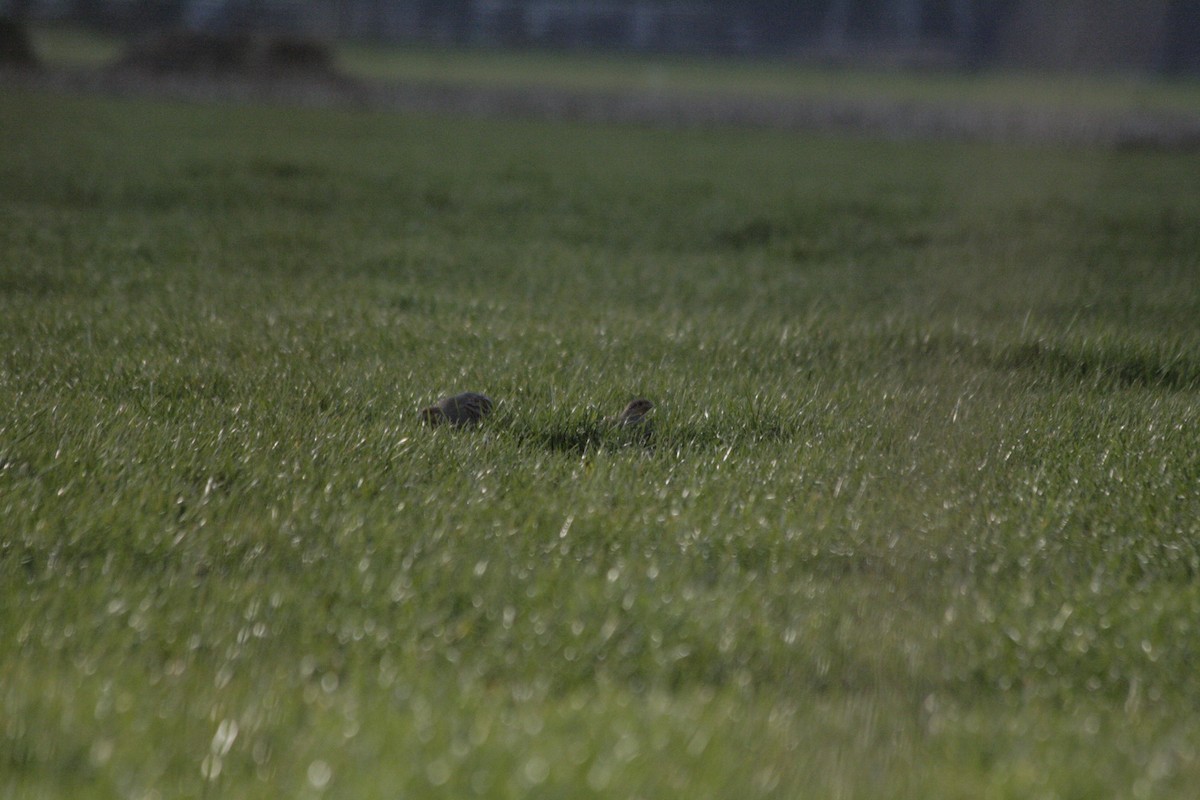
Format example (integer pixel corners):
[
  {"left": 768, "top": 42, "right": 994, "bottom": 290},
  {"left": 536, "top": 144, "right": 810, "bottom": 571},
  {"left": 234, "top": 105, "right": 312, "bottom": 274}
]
[
  {"left": 421, "top": 392, "right": 493, "bottom": 427},
  {"left": 605, "top": 398, "right": 655, "bottom": 445},
  {"left": 609, "top": 398, "right": 654, "bottom": 428}
]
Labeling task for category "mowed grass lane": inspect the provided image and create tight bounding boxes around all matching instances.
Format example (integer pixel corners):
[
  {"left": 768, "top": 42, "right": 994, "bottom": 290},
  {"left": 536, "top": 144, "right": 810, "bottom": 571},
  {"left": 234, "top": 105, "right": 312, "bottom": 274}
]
[{"left": 2, "top": 87, "right": 1200, "bottom": 798}]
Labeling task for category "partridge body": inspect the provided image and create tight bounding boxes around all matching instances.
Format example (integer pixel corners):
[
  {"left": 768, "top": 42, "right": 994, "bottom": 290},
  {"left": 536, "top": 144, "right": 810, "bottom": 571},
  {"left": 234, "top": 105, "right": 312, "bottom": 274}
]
[
  {"left": 421, "top": 392, "right": 493, "bottom": 427},
  {"left": 609, "top": 395, "right": 657, "bottom": 429},
  {"left": 610, "top": 398, "right": 654, "bottom": 427}
]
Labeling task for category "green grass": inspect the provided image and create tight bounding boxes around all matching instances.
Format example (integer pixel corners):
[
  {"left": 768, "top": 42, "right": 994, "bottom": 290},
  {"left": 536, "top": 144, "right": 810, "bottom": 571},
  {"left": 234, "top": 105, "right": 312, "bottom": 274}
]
[
  {"left": 27, "top": 24, "right": 123, "bottom": 68},
  {"left": 28, "top": 22, "right": 1200, "bottom": 116},
  {"left": 338, "top": 42, "right": 1200, "bottom": 115},
  {"left": 2, "top": 85, "right": 1200, "bottom": 798}
]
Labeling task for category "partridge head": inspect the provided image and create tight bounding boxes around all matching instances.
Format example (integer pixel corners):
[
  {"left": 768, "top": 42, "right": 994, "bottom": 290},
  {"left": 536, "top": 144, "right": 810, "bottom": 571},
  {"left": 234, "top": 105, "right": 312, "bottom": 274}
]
[{"left": 613, "top": 398, "right": 654, "bottom": 426}]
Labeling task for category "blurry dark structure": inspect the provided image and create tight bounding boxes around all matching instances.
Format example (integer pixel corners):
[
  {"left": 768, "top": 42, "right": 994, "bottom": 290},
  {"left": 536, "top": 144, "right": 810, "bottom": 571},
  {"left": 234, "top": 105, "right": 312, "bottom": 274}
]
[
  {"left": 0, "top": 14, "right": 39, "bottom": 68},
  {"left": 117, "top": 28, "right": 337, "bottom": 77},
  {"left": 1164, "top": 0, "right": 1200, "bottom": 74},
  {"left": 6, "top": 0, "right": 1200, "bottom": 74}
]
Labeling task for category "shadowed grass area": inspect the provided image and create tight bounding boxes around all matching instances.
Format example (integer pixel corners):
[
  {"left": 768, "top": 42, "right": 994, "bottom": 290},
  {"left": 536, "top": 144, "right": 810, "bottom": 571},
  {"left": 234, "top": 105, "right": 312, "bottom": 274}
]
[
  {"left": 990, "top": 338, "right": 1200, "bottom": 390},
  {"left": 2, "top": 87, "right": 1200, "bottom": 798}
]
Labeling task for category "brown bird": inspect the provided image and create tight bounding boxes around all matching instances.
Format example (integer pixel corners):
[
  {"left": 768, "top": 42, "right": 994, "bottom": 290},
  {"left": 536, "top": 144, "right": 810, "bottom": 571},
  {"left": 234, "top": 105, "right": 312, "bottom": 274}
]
[
  {"left": 421, "top": 392, "right": 493, "bottom": 427},
  {"left": 610, "top": 398, "right": 654, "bottom": 427}
]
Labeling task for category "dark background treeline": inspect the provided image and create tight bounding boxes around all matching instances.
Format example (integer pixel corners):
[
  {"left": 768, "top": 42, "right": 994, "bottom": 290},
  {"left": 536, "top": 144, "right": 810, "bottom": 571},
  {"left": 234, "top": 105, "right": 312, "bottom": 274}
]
[{"left": 5, "top": 0, "right": 1200, "bottom": 74}]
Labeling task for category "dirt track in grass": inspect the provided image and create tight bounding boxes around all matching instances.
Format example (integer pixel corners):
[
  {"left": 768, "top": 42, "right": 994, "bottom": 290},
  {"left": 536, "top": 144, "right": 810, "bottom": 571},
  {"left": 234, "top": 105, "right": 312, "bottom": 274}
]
[{"left": 6, "top": 64, "right": 1200, "bottom": 149}]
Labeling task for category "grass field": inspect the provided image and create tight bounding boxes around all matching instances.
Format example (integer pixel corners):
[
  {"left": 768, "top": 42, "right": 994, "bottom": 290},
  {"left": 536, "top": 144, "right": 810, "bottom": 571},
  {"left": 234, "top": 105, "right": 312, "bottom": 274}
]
[
  {"left": 28, "top": 23, "right": 1200, "bottom": 117},
  {"left": 2, "top": 80, "right": 1200, "bottom": 799},
  {"left": 335, "top": 43, "right": 1200, "bottom": 116}
]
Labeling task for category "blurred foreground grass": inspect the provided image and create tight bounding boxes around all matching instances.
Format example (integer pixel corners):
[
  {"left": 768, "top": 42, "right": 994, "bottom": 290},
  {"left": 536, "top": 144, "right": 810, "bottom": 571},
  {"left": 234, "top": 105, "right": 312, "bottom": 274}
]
[{"left": 2, "top": 87, "right": 1200, "bottom": 798}]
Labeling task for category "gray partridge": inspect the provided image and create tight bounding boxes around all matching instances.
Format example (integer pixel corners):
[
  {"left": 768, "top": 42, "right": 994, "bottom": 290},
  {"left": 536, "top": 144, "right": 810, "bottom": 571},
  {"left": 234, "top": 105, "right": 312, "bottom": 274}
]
[
  {"left": 612, "top": 398, "right": 654, "bottom": 426},
  {"left": 421, "top": 392, "right": 493, "bottom": 427}
]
